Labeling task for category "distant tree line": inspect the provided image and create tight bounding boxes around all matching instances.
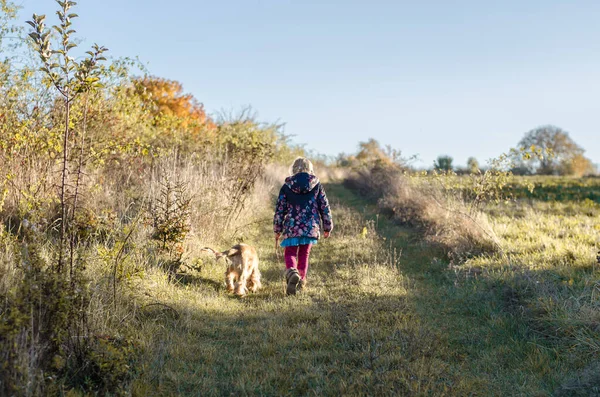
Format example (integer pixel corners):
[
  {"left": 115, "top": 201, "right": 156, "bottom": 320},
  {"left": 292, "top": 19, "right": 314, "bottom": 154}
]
[
  {"left": 336, "top": 125, "right": 596, "bottom": 177},
  {"left": 432, "top": 126, "right": 595, "bottom": 176}
]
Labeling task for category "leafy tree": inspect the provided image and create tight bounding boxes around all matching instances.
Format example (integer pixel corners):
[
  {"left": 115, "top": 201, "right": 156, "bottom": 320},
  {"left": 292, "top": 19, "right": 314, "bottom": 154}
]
[
  {"left": 1, "top": 1, "right": 21, "bottom": 56},
  {"left": 28, "top": 1, "right": 108, "bottom": 271},
  {"left": 356, "top": 139, "right": 388, "bottom": 164},
  {"left": 133, "top": 76, "right": 215, "bottom": 134},
  {"left": 517, "top": 125, "right": 592, "bottom": 176},
  {"left": 467, "top": 157, "right": 479, "bottom": 174},
  {"left": 561, "top": 153, "right": 596, "bottom": 177},
  {"left": 434, "top": 155, "right": 453, "bottom": 171},
  {"left": 354, "top": 138, "right": 405, "bottom": 167}
]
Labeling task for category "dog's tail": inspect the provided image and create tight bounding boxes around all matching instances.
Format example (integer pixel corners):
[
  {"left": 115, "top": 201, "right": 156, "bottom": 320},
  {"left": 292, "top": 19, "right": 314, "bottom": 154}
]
[
  {"left": 201, "top": 246, "right": 240, "bottom": 258},
  {"left": 200, "top": 247, "right": 220, "bottom": 258}
]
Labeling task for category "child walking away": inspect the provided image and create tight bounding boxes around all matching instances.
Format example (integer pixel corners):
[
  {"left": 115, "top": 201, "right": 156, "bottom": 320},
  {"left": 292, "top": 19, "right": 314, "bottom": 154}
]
[{"left": 274, "top": 157, "right": 333, "bottom": 295}]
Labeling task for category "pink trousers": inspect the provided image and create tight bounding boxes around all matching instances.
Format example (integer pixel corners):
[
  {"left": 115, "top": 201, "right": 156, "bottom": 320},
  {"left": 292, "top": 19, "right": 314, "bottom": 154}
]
[{"left": 284, "top": 244, "right": 312, "bottom": 280}]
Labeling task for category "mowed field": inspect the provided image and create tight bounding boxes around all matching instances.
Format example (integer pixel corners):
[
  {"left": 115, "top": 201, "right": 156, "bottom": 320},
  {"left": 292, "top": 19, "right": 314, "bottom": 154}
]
[{"left": 121, "top": 177, "right": 599, "bottom": 396}]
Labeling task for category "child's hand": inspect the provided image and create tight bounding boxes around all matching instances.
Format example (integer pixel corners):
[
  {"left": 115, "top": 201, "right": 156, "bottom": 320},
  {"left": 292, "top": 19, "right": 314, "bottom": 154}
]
[
  {"left": 323, "top": 231, "right": 331, "bottom": 239},
  {"left": 274, "top": 233, "right": 281, "bottom": 259},
  {"left": 274, "top": 233, "right": 280, "bottom": 249}
]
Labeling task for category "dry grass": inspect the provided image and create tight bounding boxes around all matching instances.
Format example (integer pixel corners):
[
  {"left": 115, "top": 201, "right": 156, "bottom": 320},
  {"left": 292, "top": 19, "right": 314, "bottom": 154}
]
[
  {"left": 439, "top": 198, "right": 599, "bottom": 394},
  {"left": 3, "top": 148, "right": 599, "bottom": 396},
  {"left": 120, "top": 194, "right": 450, "bottom": 396},
  {"left": 345, "top": 166, "right": 499, "bottom": 261},
  {"left": 343, "top": 171, "right": 600, "bottom": 395},
  {"left": 0, "top": 147, "right": 288, "bottom": 394},
  {"left": 121, "top": 179, "right": 598, "bottom": 396}
]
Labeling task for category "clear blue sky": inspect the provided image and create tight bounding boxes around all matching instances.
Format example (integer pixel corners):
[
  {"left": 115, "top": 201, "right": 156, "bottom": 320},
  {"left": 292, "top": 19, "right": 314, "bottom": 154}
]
[{"left": 15, "top": 0, "right": 600, "bottom": 168}]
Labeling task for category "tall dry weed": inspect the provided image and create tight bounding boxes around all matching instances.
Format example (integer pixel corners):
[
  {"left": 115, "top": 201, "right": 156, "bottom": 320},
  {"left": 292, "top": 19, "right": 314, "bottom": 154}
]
[{"left": 345, "top": 165, "right": 499, "bottom": 261}]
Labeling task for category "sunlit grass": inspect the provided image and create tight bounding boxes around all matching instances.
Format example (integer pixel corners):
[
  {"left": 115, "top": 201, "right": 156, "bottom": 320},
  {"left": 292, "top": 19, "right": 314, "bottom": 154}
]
[
  {"left": 450, "top": 199, "right": 600, "bottom": 394},
  {"left": 124, "top": 195, "right": 456, "bottom": 396},
  {"left": 79, "top": 180, "right": 600, "bottom": 396}
]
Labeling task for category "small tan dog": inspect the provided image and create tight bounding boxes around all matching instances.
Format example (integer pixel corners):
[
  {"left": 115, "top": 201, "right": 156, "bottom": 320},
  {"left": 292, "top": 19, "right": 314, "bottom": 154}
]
[{"left": 201, "top": 244, "right": 261, "bottom": 297}]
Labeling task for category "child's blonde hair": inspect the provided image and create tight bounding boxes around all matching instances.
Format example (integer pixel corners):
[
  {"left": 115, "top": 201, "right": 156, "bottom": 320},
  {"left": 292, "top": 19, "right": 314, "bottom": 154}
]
[{"left": 291, "top": 157, "right": 314, "bottom": 175}]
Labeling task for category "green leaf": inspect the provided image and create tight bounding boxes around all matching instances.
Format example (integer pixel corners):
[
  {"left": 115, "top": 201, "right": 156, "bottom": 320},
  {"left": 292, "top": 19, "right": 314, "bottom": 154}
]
[
  {"left": 25, "top": 20, "right": 36, "bottom": 29},
  {"left": 68, "top": 13, "right": 78, "bottom": 18}
]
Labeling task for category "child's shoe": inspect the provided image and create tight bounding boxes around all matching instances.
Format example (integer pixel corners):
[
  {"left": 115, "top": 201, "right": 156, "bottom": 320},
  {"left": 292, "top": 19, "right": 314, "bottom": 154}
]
[
  {"left": 297, "top": 278, "right": 307, "bottom": 291},
  {"left": 285, "top": 268, "right": 300, "bottom": 295}
]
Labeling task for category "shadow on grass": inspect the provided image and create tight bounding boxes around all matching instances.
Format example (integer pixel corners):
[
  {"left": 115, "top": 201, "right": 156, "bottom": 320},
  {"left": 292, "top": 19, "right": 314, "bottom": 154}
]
[
  {"left": 173, "top": 273, "right": 224, "bottom": 292},
  {"left": 137, "top": 290, "right": 453, "bottom": 397},
  {"left": 260, "top": 264, "right": 285, "bottom": 282},
  {"left": 323, "top": 182, "right": 599, "bottom": 396},
  {"left": 136, "top": 183, "right": 598, "bottom": 396}
]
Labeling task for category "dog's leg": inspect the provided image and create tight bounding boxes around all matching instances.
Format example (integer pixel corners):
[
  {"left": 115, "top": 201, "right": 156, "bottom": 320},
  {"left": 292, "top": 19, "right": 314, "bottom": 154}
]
[
  {"left": 234, "top": 269, "right": 249, "bottom": 297},
  {"left": 248, "top": 268, "right": 261, "bottom": 293},
  {"left": 225, "top": 267, "right": 236, "bottom": 292}
]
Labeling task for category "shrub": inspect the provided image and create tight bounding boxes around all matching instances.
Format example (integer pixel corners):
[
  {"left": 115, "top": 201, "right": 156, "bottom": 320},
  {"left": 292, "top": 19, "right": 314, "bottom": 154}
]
[{"left": 345, "top": 163, "right": 499, "bottom": 261}]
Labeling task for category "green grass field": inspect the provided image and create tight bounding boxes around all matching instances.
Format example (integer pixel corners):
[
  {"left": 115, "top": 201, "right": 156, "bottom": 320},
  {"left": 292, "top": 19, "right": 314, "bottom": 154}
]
[
  {"left": 121, "top": 181, "right": 599, "bottom": 396},
  {"left": 505, "top": 176, "right": 600, "bottom": 202}
]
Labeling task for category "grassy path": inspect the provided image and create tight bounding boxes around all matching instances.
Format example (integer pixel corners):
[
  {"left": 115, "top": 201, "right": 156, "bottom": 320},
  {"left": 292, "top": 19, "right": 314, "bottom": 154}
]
[
  {"left": 326, "top": 184, "right": 569, "bottom": 396},
  {"left": 130, "top": 184, "right": 557, "bottom": 396}
]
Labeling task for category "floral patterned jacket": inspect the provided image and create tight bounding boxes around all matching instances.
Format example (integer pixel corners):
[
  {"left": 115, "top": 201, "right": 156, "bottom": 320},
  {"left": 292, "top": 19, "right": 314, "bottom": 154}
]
[{"left": 273, "top": 173, "right": 333, "bottom": 240}]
